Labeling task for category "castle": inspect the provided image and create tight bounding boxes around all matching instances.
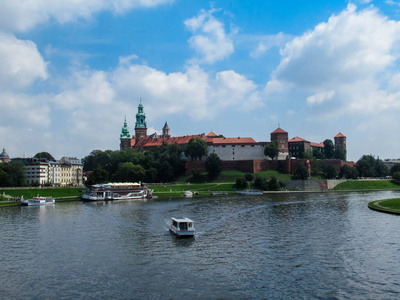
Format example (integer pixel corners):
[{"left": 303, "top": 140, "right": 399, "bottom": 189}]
[{"left": 120, "top": 101, "right": 348, "bottom": 174}]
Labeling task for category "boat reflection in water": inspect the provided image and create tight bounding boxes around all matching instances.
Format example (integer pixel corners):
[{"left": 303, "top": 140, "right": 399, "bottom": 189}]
[{"left": 82, "top": 182, "right": 153, "bottom": 201}]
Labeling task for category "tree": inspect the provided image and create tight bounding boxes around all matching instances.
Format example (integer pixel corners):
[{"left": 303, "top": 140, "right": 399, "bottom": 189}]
[
  {"left": 235, "top": 178, "right": 247, "bottom": 189},
  {"left": 323, "top": 139, "right": 335, "bottom": 159},
  {"left": 339, "top": 165, "right": 359, "bottom": 179},
  {"left": 322, "top": 164, "right": 337, "bottom": 179},
  {"left": 34, "top": 152, "right": 55, "bottom": 161},
  {"left": 264, "top": 140, "right": 279, "bottom": 160},
  {"left": 356, "top": 155, "right": 376, "bottom": 177},
  {"left": 393, "top": 171, "right": 400, "bottom": 184},
  {"left": 312, "top": 148, "right": 324, "bottom": 159},
  {"left": 333, "top": 145, "right": 346, "bottom": 161},
  {"left": 267, "top": 176, "right": 280, "bottom": 191},
  {"left": 86, "top": 168, "right": 108, "bottom": 185},
  {"left": 390, "top": 164, "right": 400, "bottom": 176},
  {"left": 375, "top": 158, "right": 389, "bottom": 177},
  {"left": 292, "top": 163, "right": 309, "bottom": 180},
  {"left": 113, "top": 162, "right": 145, "bottom": 182},
  {"left": 205, "top": 153, "right": 222, "bottom": 179},
  {"left": 185, "top": 138, "right": 208, "bottom": 161},
  {"left": 245, "top": 173, "right": 254, "bottom": 182}
]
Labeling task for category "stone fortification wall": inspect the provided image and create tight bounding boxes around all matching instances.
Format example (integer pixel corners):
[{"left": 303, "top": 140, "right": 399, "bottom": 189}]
[{"left": 284, "top": 179, "right": 346, "bottom": 191}]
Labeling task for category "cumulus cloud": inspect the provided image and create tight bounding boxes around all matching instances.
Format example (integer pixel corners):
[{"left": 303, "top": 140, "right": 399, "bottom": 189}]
[
  {"left": 0, "top": 0, "right": 175, "bottom": 32},
  {"left": 185, "top": 8, "right": 235, "bottom": 64},
  {"left": 250, "top": 32, "right": 291, "bottom": 58},
  {"left": 265, "top": 4, "right": 400, "bottom": 114},
  {"left": 53, "top": 70, "right": 115, "bottom": 109},
  {"left": 0, "top": 32, "right": 47, "bottom": 90}
]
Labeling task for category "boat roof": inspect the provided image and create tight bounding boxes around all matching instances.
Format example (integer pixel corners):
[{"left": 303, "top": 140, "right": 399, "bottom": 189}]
[{"left": 171, "top": 217, "right": 194, "bottom": 223}]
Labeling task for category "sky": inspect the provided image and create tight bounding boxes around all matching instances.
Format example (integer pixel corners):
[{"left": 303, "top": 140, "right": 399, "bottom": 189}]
[{"left": 1, "top": 0, "right": 400, "bottom": 162}]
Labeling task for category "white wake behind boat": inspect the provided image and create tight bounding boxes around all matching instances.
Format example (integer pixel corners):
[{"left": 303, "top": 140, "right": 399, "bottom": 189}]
[{"left": 169, "top": 217, "right": 195, "bottom": 237}]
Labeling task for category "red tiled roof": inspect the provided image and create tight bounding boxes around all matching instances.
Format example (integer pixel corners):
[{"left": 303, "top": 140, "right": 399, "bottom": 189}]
[
  {"left": 288, "top": 136, "right": 310, "bottom": 143},
  {"left": 206, "top": 137, "right": 257, "bottom": 145},
  {"left": 310, "top": 142, "right": 324, "bottom": 148},
  {"left": 134, "top": 134, "right": 206, "bottom": 148},
  {"left": 271, "top": 127, "right": 287, "bottom": 134},
  {"left": 335, "top": 132, "right": 346, "bottom": 138},
  {"left": 207, "top": 131, "right": 218, "bottom": 137}
]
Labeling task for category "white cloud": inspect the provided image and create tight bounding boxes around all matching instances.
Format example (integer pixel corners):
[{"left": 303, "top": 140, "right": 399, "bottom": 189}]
[
  {"left": 250, "top": 32, "right": 291, "bottom": 58},
  {"left": 185, "top": 8, "right": 234, "bottom": 64},
  {"left": 265, "top": 4, "right": 400, "bottom": 114},
  {"left": 53, "top": 70, "right": 115, "bottom": 109},
  {"left": 0, "top": 32, "right": 47, "bottom": 90},
  {"left": 0, "top": 0, "right": 175, "bottom": 32},
  {"left": 307, "top": 91, "right": 335, "bottom": 105}
]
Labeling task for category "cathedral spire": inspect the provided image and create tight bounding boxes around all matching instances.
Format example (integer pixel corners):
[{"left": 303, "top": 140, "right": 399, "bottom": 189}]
[{"left": 135, "top": 99, "right": 147, "bottom": 139}]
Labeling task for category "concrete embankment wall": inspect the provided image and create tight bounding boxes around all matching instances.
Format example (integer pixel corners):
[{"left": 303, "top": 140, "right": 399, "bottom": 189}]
[{"left": 284, "top": 179, "right": 346, "bottom": 191}]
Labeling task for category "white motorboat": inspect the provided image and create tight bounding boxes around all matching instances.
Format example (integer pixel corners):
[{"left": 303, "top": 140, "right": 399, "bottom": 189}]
[
  {"left": 21, "top": 196, "right": 55, "bottom": 206},
  {"left": 183, "top": 191, "right": 193, "bottom": 198},
  {"left": 169, "top": 217, "right": 195, "bottom": 237}
]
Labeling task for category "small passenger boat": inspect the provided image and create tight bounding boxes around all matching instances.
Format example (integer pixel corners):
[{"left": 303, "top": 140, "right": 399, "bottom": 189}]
[
  {"left": 183, "top": 191, "right": 193, "bottom": 198},
  {"left": 21, "top": 196, "right": 55, "bottom": 206},
  {"left": 169, "top": 217, "right": 195, "bottom": 237}
]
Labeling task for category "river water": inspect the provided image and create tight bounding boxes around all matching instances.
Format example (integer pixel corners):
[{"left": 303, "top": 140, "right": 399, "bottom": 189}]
[{"left": 1, "top": 191, "right": 400, "bottom": 299}]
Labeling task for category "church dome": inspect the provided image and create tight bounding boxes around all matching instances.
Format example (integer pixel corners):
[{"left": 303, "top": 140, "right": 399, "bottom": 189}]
[{"left": 0, "top": 148, "right": 10, "bottom": 162}]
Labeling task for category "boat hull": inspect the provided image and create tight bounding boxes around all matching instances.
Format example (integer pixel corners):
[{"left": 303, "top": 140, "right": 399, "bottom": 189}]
[{"left": 21, "top": 197, "right": 55, "bottom": 206}]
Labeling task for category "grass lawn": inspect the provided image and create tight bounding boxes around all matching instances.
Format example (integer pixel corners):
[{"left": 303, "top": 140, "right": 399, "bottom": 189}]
[
  {"left": 368, "top": 198, "right": 400, "bottom": 214},
  {"left": 333, "top": 180, "right": 400, "bottom": 190},
  {"left": 0, "top": 187, "right": 83, "bottom": 199},
  {"left": 175, "top": 170, "right": 291, "bottom": 184}
]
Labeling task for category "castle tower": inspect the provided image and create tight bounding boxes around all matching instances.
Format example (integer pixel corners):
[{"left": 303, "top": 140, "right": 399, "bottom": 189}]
[
  {"left": 162, "top": 122, "right": 170, "bottom": 138},
  {"left": 120, "top": 117, "right": 132, "bottom": 150},
  {"left": 334, "top": 132, "right": 347, "bottom": 160},
  {"left": 135, "top": 99, "right": 147, "bottom": 139},
  {"left": 271, "top": 127, "right": 288, "bottom": 153}
]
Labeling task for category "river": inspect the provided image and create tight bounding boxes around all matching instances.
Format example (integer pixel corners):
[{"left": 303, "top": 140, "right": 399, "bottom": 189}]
[{"left": 1, "top": 191, "right": 400, "bottom": 299}]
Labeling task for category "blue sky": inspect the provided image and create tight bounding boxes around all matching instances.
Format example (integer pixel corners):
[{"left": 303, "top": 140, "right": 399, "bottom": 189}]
[{"left": 1, "top": 0, "right": 400, "bottom": 162}]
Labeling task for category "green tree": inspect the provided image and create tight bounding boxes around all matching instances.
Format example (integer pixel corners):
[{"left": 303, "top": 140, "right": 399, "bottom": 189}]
[
  {"left": 292, "top": 163, "right": 309, "bottom": 180},
  {"left": 393, "top": 171, "right": 400, "bottom": 183},
  {"left": 86, "top": 168, "right": 108, "bottom": 185},
  {"left": 245, "top": 173, "right": 254, "bottom": 182},
  {"left": 185, "top": 138, "right": 208, "bottom": 161},
  {"left": 375, "top": 158, "right": 389, "bottom": 177},
  {"left": 113, "top": 162, "right": 145, "bottom": 182},
  {"left": 264, "top": 140, "right": 279, "bottom": 160},
  {"left": 267, "top": 176, "right": 280, "bottom": 191},
  {"left": 390, "top": 164, "right": 400, "bottom": 176},
  {"left": 323, "top": 139, "right": 335, "bottom": 159},
  {"left": 312, "top": 148, "right": 324, "bottom": 159},
  {"left": 34, "top": 152, "right": 55, "bottom": 161},
  {"left": 333, "top": 145, "right": 346, "bottom": 161},
  {"left": 356, "top": 155, "right": 376, "bottom": 177},
  {"left": 253, "top": 177, "right": 267, "bottom": 190},
  {"left": 205, "top": 153, "right": 222, "bottom": 179},
  {"left": 339, "top": 165, "right": 359, "bottom": 179},
  {"left": 322, "top": 164, "right": 337, "bottom": 179},
  {"left": 235, "top": 178, "right": 248, "bottom": 189}
]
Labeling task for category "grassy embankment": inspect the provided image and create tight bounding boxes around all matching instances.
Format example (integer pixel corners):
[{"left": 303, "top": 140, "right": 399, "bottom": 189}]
[
  {"left": 0, "top": 187, "right": 83, "bottom": 206},
  {"left": 0, "top": 170, "right": 288, "bottom": 204},
  {"left": 368, "top": 198, "right": 400, "bottom": 215},
  {"left": 150, "top": 170, "right": 291, "bottom": 196},
  {"left": 333, "top": 180, "right": 400, "bottom": 190}
]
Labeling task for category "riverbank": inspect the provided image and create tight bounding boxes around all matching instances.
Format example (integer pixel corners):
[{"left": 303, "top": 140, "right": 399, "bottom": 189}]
[{"left": 368, "top": 198, "right": 400, "bottom": 215}]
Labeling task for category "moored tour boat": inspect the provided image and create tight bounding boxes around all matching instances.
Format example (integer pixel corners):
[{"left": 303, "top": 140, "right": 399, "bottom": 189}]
[
  {"left": 82, "top": 182, "right": 153, "bottom": 201},
  {"left": 183, "top": 191, "right": 193, "bottom": 198},
  {"left": 21, "top": 196, "right": 55, "bottom": 206},
  {"left": 169, "top": 217, "right": 195, "bottom": 237}
]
